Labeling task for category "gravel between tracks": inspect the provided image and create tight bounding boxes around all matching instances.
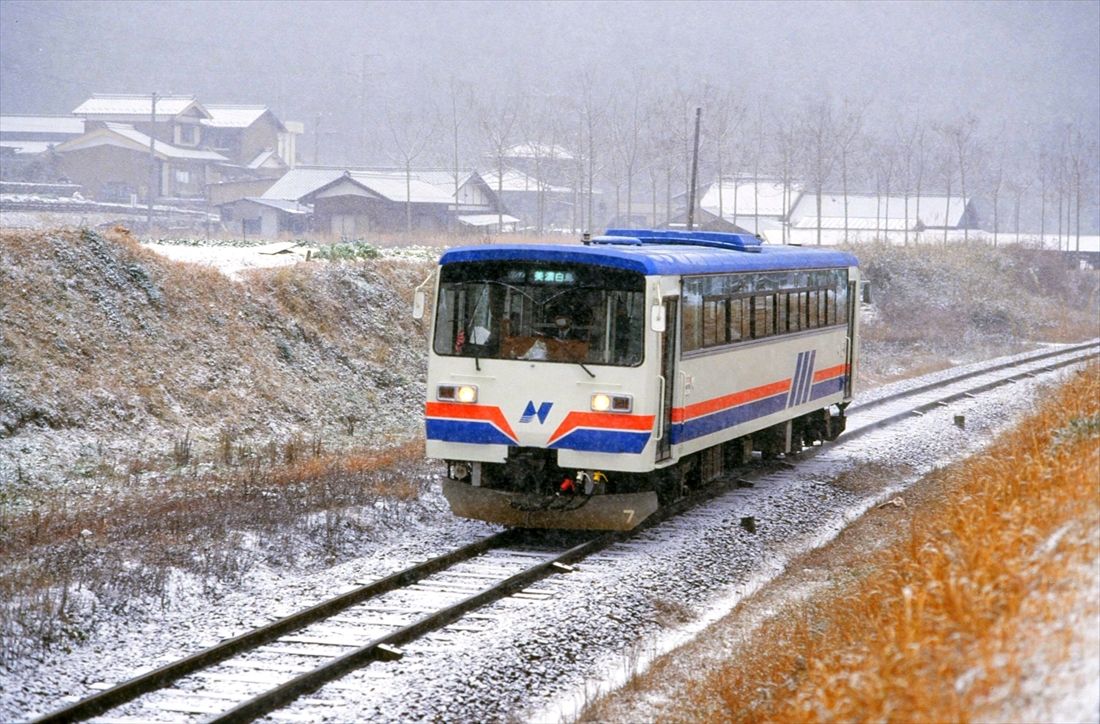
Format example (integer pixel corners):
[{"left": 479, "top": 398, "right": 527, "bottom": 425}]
[{"left": 2, "top": 353, "right": 1085, "bottom": 722}]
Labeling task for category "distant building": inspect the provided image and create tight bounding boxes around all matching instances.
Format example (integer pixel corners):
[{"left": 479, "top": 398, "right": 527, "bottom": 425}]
[
  {"left": 674, "top": 177, "right": 803, "bottom": 237},
  {"left": 201, "top": 104, "right": 298, "bottom": 172},
  {"left": 72, "top": 94, "right": 211, "bottom": 147},
  {"left": 480, "top": 166, "right": 574, "bottom": 230},
  {"left": 54, "top": 122, "right": 226, "bottom": 201},
  {"left": 787, "top": 192, "right": 976, "bottom": 244},
  {"left": 218, "top": 197, "right": 310, "bottom": 237},
  {"left": 0, "top": 115, "right": 86, "bottom": 181},
  {"left": 254, "top": 166, "right": 513, "bottom": 237},
  {"left": 41, "top": 93, "right": 302, "bottom": 204}
]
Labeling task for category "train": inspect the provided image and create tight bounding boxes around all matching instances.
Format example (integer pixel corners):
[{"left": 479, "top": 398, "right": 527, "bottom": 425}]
[{"left": 415, "top": 229, "right": 861, "bottom": 530}]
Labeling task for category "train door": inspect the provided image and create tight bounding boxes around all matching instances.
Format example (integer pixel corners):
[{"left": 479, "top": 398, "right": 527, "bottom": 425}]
[
  {"left": 845, "top": 278, "right": 858, "bottom": 398},
  {"left": 657, "top": 297, "right": 678, "bottom": 462}
]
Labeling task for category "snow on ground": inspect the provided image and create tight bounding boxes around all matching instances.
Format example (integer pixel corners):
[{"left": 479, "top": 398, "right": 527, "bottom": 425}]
[
  {"left": 4, "top": 354, "right": 1089, "bottom": 722},
  {"left": 143, "top": 241, "right": 441, "bottom": 281}
]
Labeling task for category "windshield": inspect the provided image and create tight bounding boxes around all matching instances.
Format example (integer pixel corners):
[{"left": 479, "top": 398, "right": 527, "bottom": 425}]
[{"left": 433, "top": 261, "right": 645, "bottom": 366}]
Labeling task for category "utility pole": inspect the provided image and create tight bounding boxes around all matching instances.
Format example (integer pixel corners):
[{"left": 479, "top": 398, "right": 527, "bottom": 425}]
[
  {"left": 686, "top": 106, "right": 702, "bottom": 231},
  {"left": 147, "top": 91, "right": 157, "bottom": 233}
]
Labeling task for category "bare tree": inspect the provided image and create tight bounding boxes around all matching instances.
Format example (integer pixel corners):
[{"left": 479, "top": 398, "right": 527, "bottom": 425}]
[
  {"left": 704, "top": 87, "right": 747, "bottom": 223},
  {"left": 896, "top": 118, "right": 925, "bottom": 245},
  {"left": 834, "top": 99, "right": 865, "bottom": 243},
  {"left": 873, "top": 136, "right": 898, "bottom": 240},
  {"left": 940, "top": 115, "right": 980, "bottom": 241},
  {"left": 772, "top": 114, "right": 802, "bottom": 244},
  {"left": 801, "top": 98, "right": 837, "bottom": 245},
  {"left": 475, "top": 92, "right": 521, "bottom": 233},
  {"left": 1066, "top": 126, "right": 1095, "bottom": 253},
  {"left": 987, "top": 138, "right": 1005, "bottom": 246},
  {"left": 386, "top": 104, "right": 439, "bottom": 233},
  {"left": 611, "top": 77, "right": 645, "bottom": 228}
]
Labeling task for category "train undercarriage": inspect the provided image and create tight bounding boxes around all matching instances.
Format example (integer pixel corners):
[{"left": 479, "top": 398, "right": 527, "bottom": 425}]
[{"left": 441, "top": 405, "right": 847, "bottom": 531}]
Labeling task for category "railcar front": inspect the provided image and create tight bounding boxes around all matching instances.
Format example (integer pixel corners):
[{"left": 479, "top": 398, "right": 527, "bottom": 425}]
[{"left": 421, "top": 231, "right": 860, "bottom": 531}]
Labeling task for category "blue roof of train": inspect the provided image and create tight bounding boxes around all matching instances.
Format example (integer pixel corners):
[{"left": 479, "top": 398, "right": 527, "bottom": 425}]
[{"left": 439, "top": 232, "right": 858, "bottom": 276}]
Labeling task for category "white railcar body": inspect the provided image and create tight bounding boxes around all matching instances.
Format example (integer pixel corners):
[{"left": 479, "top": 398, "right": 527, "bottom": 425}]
[{"left": 424, "top": 230, "right": 860, "bottom": 529}]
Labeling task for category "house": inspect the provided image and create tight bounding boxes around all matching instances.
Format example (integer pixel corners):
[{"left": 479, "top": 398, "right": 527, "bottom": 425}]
[
  {"left": 0, "top": 115, "right": 86, "bottom": 181},
  {"left": 500, "top": 142, "right": 576, "bottom": 187},
  {"left": 260, "top": 167, "right": 456, "bottom": 236},
  {"left": 0, "top": 115, "right": 85, "bottom": 156},
  {"left": 787, "top": 192, "right": 975, "bottom": 244},
  {"left": 388, "top": 168, "right": 516, "bottom": 231},
  {"left": 218, "top": 197, "right": 310, "bottom": 237},
  {"left": 480, "top": 166, "right": 575, "bottom": 230},
  {"left": 201, "top": 105, "right": 298, "bottom": 172},
  {"left": 257, "top": 166, "right": 513, "bottom": 237},
  {"left": 53, "top": 122, "right": 226, "bottom": 202},
  {"left": 674, "top": 177, "right": 802, "bottom": 238},
  {"left": 72, "top": 94, "right": 211, "bottom": 148}
]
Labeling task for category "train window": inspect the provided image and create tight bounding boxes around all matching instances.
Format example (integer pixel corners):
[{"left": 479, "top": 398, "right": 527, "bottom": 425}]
[
  {"left": 750, "top": 294, "right": 773, "bottom": 339},
  {"left": 702, "top": 297, "right": 726, "bottom": 347},
  {"left": 682, "top": 282, "right": 703, "bottom": 352},
  {"left": 680, "top": 267, "right": 849, "bottom": 354},
  {"left": 434, "top": 262, "right": 645, "bottom": 366}
]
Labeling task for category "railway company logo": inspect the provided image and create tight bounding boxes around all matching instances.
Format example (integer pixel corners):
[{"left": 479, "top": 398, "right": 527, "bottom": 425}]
[
  {"left": 787, "top": 350, "right": 817, "bottom": 408},
  {"left": 520, "top": 401, "right": 553, "bottom": 424}
]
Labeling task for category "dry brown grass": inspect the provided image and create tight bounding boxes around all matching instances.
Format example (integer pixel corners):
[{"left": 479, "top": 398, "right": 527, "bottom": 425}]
[
  {"left": 0, "top": 439, "right": 428, "bottom": 663},
  {"left": 647, "top": 365, "right": 1100, "bottom": 722}
]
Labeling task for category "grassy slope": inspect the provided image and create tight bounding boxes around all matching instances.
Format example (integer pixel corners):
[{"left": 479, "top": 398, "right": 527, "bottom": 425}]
[
  {"left": 583, "top": 366, "right": 1100, "bottom": 722},
  {"left": 853, "top": 241, "right": 1099, "bottom": 386},
  {"left": 0, "top": 229, "right": 433, "bottom": 485}
]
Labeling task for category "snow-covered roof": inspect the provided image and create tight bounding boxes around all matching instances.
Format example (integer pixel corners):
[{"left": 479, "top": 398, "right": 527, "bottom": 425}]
[
  {"left": 73, "top": 94, "right": 210, "bottom": 119},
  {"left": 458, "top": 213, "right": 520, "bottom": 227},
  {"left": 54, "top": 123, "right": 227, "bottom": 161},
  {"left": 247, "top": 149, "right": 284, "bottom": 170},
  {"left": 240, "top": 197, "right": 310, "bottom": 214},
  {"left": 0, "top": 115, "right": 85, "bottom": 136},
  {"left": 789, "top": 193, "right": 970, "bottom": 228},
  {"left": 503, "top": 142, "right": 575, "bottom": 161},
  {"left": 263, "top": 167, "right": 456, "bottom": 205},
  {"left": 202, "top": 105, "right": 279, "bottom": 129},
  {"left": 0, "top": 140, "right": 53, "bottom": 154},
  {"left": 347, "top": 171, "right": 454, "bottom": 204},
  {"left": 261, "top": 168, "right": 345, "bottom": 201},
  {"left": 792, "top": 215, "right": 913, "bottom": 231},
  {"left": 699, "top": 179, "right": 800, "bottom": 218},
  {"left": 480, "top": 167, "right": 571, "bottom": 194}
]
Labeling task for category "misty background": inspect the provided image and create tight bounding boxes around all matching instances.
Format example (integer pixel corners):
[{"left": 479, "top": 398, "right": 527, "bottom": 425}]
[{"left": 1, "top": 0, "right": 1098, "bottom": 232}]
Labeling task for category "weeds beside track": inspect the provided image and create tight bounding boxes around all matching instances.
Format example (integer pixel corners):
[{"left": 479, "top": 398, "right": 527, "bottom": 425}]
[{"left": 596, "top": 364, "right": 1099, "bottom": 722}]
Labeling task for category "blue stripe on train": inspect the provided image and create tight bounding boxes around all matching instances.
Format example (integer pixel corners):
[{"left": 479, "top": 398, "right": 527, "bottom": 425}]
[
  {"left": 426, "top": 419, "right": 515, "bottom": 446},
  {"left": 671, "top": 392, "right": 789, "bottom": 444},
  {"left": 673, "top": 373, "right": 847, "bottom": 445},
  {"left": 549, "top": 429, "right": 651, "bottom": 454}
]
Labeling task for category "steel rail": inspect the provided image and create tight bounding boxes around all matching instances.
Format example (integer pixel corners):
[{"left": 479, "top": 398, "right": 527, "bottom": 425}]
[
  {"left": 32, "top": 344, "right": 1098, "bottom": 723},
  {"left": 842, "top": 348, "right": 1098, "bottom": 441},
  {"left": 32, "top": 529, "right": 521, "bottom": 724},
  {"left": 849, "top": 340, "right": 1098, "bottom": 414},
  {"left": 210, "top": 465, "right": 740, "bottom": 724}
]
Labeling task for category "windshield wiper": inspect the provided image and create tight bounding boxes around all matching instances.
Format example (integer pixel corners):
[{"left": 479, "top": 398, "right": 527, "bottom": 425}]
[{"left": 578, "top": 361, "right": 595, "bottom": 378}]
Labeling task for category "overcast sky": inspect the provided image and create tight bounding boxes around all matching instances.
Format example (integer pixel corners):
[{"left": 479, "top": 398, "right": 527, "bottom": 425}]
[{"left": 1, "top": 0, "right": 1097, "bottom": 164}]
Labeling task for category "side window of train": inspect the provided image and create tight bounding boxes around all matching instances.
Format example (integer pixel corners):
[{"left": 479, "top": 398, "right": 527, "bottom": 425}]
[
  {"left": 682, "top": 268, "right": 849, "bottom": 354},
  {"left": 681, "top": 280, "right": 703, "bottom": 353}
]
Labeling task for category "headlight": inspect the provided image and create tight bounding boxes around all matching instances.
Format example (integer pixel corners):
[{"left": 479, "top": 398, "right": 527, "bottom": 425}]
[
  {"left": 591, "top": 393, "right": 632, "bottom": 413},
  {"left": 438, "top": 384, "right": 478, "bottom": 403}
]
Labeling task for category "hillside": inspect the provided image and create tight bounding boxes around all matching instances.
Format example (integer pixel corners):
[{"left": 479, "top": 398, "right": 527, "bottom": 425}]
[
  {"left": 0, "top": 229, "right": 434, "bottom": 492},
  {"left": 2, "top": 232, "right": 1097, "bottom": 491},
  {"left": 853, "top": 241, "right": 1099, "bottom": 385}
]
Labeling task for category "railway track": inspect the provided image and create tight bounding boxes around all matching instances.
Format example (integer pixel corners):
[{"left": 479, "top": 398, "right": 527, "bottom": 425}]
[{"left": 33, "top": 341, "right": 1098, "bottom": 724}]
